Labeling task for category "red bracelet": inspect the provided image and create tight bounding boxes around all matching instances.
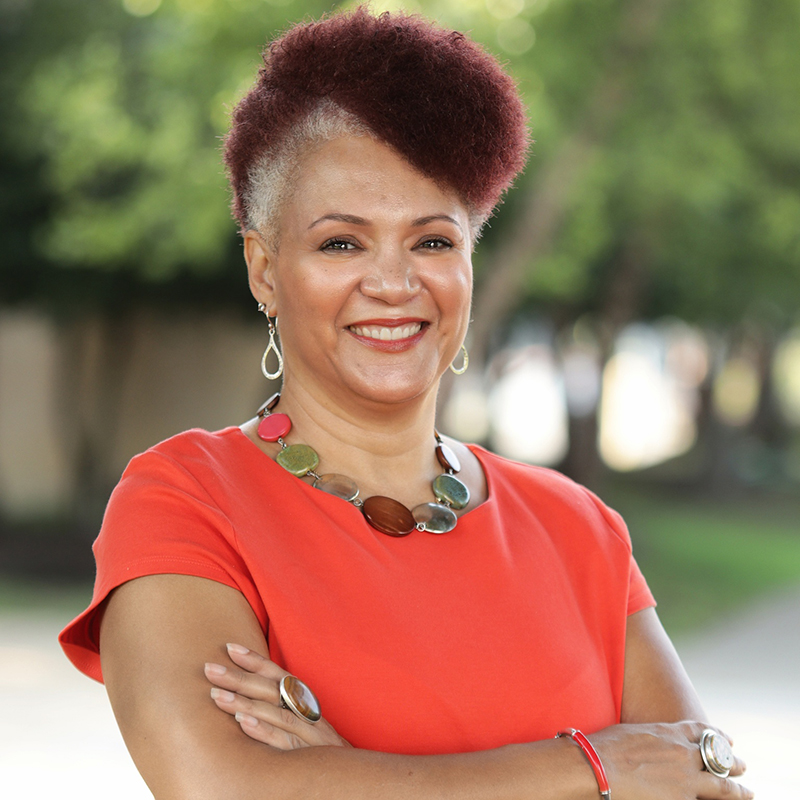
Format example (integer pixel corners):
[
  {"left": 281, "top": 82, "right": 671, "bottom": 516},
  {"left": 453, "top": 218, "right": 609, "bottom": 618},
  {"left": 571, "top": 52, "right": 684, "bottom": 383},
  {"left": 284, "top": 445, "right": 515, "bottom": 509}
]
[{"left": 556, "top": 728, "right": 610, "bottom": 799}]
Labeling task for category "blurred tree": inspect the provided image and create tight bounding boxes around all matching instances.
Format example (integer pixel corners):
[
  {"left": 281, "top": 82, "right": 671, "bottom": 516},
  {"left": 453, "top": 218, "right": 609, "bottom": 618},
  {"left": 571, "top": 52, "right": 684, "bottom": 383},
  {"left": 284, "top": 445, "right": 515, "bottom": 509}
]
[
  {"left": 457, "top": 0, "right": 800, "bottom": 484},
  {"left": 467, "top": 0, "right": 800, "bottom": 339},
  {"left": 0, "top": 0, "right": 331, "bottom": 309}
]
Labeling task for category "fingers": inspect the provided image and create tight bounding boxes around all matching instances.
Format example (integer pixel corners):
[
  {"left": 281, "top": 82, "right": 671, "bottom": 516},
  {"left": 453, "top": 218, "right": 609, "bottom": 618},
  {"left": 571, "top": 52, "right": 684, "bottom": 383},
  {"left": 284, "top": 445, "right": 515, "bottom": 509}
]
[
  {"left": 209, "top": 686, "right": 310, "bottom": 747},
  {"left": 728, "top": 754, "right": 747, "bottom": 778},
  {"left": 687, "top": 721, "right": 751, "bottom": 799},
  {"left": 210, "top": 685, "right": 349, "bottom": 749},
  {"left": 203, "top": 644, "right": 350, "bottom": 749},
  {"left": 234, "top": 711, "right": 308, "bottom": 750},
  {"left": 225, "top": 642, "right": 286, "bottom": 680},
  {"left": 203, "top": 648, "right": 285, "bottom": 705},
  {"left": 697, "top": 771, "right": 754, "bottom": 799}
]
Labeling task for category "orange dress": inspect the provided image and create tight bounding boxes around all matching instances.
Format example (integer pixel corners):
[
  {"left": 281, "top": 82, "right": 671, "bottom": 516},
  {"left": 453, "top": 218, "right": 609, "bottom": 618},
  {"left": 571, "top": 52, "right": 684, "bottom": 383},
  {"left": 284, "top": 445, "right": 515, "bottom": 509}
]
[{"left": 60, "top": 427, "right": 654, "bottom": 755}]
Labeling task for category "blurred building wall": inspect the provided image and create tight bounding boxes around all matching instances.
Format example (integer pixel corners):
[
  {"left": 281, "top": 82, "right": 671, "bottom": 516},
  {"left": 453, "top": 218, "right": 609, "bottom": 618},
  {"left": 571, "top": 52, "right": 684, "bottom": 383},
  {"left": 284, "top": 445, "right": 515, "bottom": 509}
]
[{"left": 0, "top": 308, "right": 269, "bottom": 521}]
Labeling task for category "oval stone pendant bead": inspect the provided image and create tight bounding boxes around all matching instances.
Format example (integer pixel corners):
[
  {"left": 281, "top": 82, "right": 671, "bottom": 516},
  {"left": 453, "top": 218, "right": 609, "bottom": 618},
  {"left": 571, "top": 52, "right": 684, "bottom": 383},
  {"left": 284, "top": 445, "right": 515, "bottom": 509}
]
[
  {"left": 435, "top": 442, "right": 461, "bottom": 473},
  {"left": 277, "top": 444, "right": 319, "bottom": 476},
  {"left": 361, "top": 496, "right": 415, "bottom": 536},
  {"left": 433, "top": 473, "right": 470, "bottom": 509},
  {"left": 257, "top": 412, "right": 292, "bottom": 442},
  {"left": 412, "top": 502, "right": 457, "bottom": 534},
  {"left": 313, "top": 473, "right": 360, "bottom": 503}
]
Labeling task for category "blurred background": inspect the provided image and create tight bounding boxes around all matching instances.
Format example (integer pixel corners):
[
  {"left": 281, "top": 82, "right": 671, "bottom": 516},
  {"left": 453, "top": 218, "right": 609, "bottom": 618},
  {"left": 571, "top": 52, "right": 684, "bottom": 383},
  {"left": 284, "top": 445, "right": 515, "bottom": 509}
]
[{"left": 1, "top": 0, "right": 798, "bottom": 796}]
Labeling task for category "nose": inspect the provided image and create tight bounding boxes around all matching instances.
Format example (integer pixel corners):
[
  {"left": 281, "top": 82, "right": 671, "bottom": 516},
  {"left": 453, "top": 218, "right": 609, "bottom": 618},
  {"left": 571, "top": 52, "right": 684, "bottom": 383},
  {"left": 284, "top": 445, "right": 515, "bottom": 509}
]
[{"left": 359, "top": 248, "right": 421, "bottom": 304}]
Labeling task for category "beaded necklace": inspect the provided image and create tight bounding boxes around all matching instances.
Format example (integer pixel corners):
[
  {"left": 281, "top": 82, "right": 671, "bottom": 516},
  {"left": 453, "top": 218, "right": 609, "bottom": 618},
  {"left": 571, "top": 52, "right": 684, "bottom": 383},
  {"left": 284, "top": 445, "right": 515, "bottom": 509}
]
[{"left": 256, "top": 394, "right": 470, "bottom": 536}]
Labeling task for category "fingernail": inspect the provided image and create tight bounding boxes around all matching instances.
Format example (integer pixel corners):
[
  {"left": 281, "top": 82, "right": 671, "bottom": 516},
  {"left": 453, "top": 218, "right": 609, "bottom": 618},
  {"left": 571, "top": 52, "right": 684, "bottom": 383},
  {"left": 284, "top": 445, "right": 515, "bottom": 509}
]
[
  {"left": 210, "top": 688, "right": 235, "bottom": 702},
  {"left": 226, "top": 643, "right": 250, "bottom": 655},
  {"left": 205, "top": 662, "right": 227, "bottom": 677},
  {"left": 235, "top": 712, "right": 258, "bottom": 726}
]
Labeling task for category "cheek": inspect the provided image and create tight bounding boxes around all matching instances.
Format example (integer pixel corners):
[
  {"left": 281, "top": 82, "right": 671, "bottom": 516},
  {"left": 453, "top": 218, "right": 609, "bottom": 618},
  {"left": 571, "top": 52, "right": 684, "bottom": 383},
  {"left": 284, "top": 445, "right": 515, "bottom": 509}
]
[
  {"left": 436, "top": 263, "right": 472, "bottom": 318},
  {"left": 275, "top": 266, "right": 356, "bottom": 343}
]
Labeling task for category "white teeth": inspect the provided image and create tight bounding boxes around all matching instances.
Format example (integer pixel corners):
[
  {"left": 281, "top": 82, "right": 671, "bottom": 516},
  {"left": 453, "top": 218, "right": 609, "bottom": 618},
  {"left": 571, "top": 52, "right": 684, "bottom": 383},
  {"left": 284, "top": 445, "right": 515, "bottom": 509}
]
[{"left": 351, "top": 323, "right": 422, "bottom": 341}]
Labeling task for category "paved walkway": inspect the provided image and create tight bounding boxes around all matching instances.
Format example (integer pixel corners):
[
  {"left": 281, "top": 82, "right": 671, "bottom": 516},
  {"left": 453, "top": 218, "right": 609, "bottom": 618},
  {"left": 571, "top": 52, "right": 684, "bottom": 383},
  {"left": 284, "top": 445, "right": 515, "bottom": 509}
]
[
  {"left": 677, "top": 585, "right": 800, "bottom": 799},
  {"left": 1, "top": 587, "right": 798, "bottom": 798}
]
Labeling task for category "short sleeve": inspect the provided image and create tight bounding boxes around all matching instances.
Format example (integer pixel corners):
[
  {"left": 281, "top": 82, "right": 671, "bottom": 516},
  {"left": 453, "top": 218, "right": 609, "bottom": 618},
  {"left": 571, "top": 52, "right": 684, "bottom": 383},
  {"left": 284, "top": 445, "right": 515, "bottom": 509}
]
[
  {"left": 58, "top": 448, "right": 268, "bottom": 683},
  {"left": 579, "top": 486, "right": 656, "bottom": 616}
]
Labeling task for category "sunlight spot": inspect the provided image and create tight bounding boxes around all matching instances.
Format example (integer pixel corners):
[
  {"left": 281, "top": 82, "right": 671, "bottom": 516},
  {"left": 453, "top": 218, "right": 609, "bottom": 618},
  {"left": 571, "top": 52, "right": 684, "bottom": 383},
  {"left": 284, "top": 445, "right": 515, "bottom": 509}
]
[
  {"left": 773, "top": 329, "right": 800, "bottom": 426},
  {"left": 122, "top": 0, "right": 161, "bottom": 16},
  {"left": 713, "top": 357, "right": 761, "bottom": 427},
  {"left": 496, "top": 19, "right": 536, "bottom": 55},
  {"left": 489, "top": 346, "right": 568, "bottom": 465},
  {"left": 486, "top": 0, "right": 525, "bottom": 20},
  {"left": 599, "top": 337, "right": 697, "bottom": 472}
]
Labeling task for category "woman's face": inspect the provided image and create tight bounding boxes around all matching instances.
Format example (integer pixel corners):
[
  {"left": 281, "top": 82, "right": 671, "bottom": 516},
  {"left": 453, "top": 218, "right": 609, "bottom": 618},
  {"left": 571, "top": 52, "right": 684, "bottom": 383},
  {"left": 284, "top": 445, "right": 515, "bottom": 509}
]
[{"left": 246, "top": 135, "right": 473, "bottom": 409}]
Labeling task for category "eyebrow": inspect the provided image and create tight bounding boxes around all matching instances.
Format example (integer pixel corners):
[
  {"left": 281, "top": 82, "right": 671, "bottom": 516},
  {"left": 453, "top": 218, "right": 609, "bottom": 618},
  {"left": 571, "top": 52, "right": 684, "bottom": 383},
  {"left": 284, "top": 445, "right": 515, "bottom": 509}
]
[
  {"left": 308, "top": 213, "right": 367, "bottom": 230},
  {"left": 412, "top": 214, "right": 462, "bottom": 230},
  {"left": 307, "top": 213, "right": 463, "bottom": 231}
]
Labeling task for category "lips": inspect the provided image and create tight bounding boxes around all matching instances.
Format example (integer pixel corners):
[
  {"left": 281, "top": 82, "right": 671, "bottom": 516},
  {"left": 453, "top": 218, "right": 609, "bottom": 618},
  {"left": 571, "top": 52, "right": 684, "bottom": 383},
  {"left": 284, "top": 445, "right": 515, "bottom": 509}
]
[{"left": 349, "top": 322, "right": 423, "bottom": 341}]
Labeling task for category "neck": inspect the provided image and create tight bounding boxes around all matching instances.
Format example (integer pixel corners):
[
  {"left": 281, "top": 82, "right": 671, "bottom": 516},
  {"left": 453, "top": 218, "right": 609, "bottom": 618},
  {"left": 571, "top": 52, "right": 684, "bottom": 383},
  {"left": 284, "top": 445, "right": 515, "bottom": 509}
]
[{"left": 272, "top": 376, "right": 442, "bottom": 507}]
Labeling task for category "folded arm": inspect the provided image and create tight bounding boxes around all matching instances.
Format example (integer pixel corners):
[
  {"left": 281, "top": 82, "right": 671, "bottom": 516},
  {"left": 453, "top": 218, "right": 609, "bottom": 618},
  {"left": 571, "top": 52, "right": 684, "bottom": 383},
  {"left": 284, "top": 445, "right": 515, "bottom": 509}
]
[{"left": 100, "top": 574, "right": 750, "bottom": 800}]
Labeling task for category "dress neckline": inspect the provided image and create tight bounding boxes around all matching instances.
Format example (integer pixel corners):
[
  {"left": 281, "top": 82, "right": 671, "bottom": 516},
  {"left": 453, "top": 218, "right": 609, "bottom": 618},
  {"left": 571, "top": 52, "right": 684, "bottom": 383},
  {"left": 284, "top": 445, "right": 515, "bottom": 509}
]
[{"left": 228, "top": 425, "right": 494, "bottom": 526}]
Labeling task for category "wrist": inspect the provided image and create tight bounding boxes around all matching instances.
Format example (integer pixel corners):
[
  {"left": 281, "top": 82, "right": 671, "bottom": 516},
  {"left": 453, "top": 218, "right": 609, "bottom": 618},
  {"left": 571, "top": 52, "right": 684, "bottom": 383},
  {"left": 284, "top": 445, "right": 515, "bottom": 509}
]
[{"left": 555, "top": 729, "right": 610, "bottom": 800}]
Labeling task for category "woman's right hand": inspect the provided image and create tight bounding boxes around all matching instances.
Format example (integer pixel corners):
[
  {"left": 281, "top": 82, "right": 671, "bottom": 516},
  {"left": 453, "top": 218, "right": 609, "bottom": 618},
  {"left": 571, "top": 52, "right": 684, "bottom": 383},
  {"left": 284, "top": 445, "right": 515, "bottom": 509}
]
[
  {"left": 204, "top": 642, "right": 351, "bottom": 751},
  {"left": 590, "top": 721, "right": 752, "bottom": 800}
]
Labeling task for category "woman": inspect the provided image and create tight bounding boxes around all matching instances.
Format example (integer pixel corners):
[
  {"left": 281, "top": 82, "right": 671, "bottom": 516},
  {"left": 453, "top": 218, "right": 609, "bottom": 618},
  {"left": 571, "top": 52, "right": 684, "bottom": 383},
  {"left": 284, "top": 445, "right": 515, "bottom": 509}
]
[{"left": 60, "top": 8, "right": 751, "bottom": 799}]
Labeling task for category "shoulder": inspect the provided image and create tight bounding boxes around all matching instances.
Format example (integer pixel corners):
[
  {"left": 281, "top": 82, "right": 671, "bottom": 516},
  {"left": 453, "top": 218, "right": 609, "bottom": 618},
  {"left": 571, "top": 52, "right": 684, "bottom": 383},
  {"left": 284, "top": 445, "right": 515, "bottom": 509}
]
[
  {"left": 469, "top": 444, "right": 633, "bottom": 550},
  {"left": 122, "top": 426, "right": 251, "bottom": 484},
  {"left": 468, "top": 443, "right": 585, "bottom": 499},
  {"left": 132, "top": 426, "right": 245, "bottom": 466},
  {"left": 104, "top": 426, "right": 264, "bottom": 521}
]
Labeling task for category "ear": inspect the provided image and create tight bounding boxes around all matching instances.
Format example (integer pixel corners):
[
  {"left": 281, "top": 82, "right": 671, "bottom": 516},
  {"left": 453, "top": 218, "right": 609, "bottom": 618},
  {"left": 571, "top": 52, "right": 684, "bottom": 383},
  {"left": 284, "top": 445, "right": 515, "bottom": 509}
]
[{"left": 244, "top": 230, "right": 277, "bottom": 315}]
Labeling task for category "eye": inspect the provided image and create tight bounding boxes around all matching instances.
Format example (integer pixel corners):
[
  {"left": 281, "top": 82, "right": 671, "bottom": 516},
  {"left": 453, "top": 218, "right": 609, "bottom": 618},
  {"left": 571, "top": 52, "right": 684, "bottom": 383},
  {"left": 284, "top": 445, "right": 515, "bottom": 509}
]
[
  {"left": 415, "top": 236, "right": 453, "bottom": 250},
  {"left": 320, "top": 237, "right": 360, "bottom": 252}
]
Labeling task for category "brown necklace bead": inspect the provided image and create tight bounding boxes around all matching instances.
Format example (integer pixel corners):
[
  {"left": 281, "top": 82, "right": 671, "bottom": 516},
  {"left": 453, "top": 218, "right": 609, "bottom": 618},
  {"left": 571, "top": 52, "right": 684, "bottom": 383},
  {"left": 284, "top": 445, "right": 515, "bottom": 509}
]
[
  {"left": 361, "top": 496, "right": 416, "bottom": 537},
  {"left": 435, "top": 442, "right": 461, "bottom": 473}
]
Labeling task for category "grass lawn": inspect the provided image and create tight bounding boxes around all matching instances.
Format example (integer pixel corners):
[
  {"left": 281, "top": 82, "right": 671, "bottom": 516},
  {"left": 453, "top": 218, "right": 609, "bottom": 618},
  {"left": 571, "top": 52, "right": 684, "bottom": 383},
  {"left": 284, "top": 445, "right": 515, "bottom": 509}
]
[
  {"left": 607, "top": 486, "right": 800, "bottom": 637},
  {"left": 0, "top": 577, "right": 92, "bottom": 615}
]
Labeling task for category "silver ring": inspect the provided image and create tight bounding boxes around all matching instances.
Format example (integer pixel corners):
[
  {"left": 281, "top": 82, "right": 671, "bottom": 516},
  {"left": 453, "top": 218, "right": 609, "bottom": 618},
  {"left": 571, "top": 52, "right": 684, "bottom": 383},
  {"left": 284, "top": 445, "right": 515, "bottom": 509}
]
[
  {"left": 279, "top": 675, "right": 321, "bottom": 724},
  {"left": 699, "top": 729, "right": 734, "bottom": 778}
]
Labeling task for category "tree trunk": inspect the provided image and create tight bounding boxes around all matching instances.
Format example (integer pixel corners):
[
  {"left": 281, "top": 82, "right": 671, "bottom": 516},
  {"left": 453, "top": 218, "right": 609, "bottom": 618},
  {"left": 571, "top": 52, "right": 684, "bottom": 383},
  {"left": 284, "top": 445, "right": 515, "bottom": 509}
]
[{"left": 470, "top": 0, "right": 675, "bottom": 370}]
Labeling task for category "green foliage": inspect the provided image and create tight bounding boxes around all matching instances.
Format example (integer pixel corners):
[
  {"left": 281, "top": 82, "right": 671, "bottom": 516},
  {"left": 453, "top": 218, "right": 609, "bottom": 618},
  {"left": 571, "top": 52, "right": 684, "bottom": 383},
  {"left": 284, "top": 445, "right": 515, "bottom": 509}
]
[
  {"left": 0, "top": 0, "right": 332, "bottom": 301},
  {"left": 613, "top": 488, "right": 800, "bottom": 635}
]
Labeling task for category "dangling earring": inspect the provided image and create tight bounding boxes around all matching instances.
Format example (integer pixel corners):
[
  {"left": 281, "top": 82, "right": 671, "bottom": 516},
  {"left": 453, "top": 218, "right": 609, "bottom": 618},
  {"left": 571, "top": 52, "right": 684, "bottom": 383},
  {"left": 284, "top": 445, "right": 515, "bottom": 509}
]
[
  {"left": 450, "top": 344, "right": 469, "bottom": 375},
  {"left": 258, "top": 302, "right": 284, "bottom": 380}
]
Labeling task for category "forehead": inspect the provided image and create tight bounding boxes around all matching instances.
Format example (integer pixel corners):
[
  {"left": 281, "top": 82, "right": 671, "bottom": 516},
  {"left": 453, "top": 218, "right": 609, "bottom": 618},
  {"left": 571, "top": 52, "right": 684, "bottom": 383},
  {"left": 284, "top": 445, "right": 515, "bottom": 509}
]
[{"left": 282, "top": 135, "right": 469, "bottom": 226}]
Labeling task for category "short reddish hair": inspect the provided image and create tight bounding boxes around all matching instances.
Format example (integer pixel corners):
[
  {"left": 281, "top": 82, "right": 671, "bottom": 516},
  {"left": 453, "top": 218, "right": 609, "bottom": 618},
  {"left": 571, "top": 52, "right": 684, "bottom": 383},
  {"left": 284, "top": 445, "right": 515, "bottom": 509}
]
[{"left": 224, "top": 7, "right": 529, "bottom": 232}]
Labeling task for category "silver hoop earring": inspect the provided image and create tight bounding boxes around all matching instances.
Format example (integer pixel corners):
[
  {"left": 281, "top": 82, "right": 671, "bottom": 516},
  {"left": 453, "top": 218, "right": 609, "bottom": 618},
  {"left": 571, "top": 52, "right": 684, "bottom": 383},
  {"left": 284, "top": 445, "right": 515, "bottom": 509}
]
[
  {"left": 258, "top": 303, "right": 284, "bottom": 380},
  {"left": 450, "top": 344, "right": 469, "bottom": 375}
]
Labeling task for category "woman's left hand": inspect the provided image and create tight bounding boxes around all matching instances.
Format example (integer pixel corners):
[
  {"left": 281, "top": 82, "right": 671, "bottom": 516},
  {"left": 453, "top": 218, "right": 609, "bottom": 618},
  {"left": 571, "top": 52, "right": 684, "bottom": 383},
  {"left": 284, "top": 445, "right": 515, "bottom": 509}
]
[{"left": 204, "top": 643, "right": 351, "bottom": 750}]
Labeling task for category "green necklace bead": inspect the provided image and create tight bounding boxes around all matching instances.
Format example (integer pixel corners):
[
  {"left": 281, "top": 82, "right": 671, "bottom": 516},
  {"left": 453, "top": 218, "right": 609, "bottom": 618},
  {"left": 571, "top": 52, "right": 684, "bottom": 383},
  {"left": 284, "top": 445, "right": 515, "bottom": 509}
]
[
  {"left": 412, "top": 502, "right": 458, "bottom": 534},
  {"left": 432, "top": 473, "right": 470, "bottom": 510},
  {"left": 277, "top": 444, "right": 320, "bottom": 477}
]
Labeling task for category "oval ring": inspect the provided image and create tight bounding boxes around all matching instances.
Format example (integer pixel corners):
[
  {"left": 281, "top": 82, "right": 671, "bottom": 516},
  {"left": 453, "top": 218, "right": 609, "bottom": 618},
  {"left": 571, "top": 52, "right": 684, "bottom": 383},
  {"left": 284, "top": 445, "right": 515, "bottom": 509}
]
[
  {"left": 279, "top": 675, "right": 321, "bottom": 724},
  {"left": 699, "top": 729, "right": 734, "bottom": 778}
]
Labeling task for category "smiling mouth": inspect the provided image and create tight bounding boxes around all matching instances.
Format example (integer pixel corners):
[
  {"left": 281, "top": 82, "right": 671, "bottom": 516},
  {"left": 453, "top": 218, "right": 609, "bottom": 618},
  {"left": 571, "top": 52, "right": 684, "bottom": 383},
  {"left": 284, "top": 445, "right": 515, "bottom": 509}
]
[{"left": 349, "top": 322, "right": 424, "bottom": 341}]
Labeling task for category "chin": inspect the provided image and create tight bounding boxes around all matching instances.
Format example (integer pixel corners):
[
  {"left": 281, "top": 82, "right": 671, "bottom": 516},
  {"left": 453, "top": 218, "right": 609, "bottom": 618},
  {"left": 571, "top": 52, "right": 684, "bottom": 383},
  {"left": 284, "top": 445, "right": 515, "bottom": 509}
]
[{"left": 343, "top": 367, "right": 440, "bottom": 407}]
